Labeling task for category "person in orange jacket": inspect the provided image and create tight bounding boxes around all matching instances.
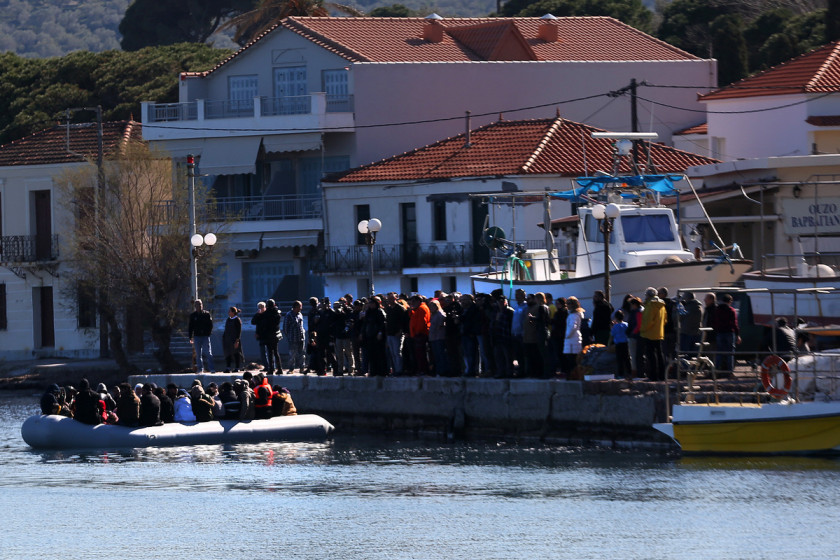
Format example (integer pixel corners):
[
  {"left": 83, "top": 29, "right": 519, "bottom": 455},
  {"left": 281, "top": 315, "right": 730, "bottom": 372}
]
[{"left": 408, "top": 295, "right": 431, "bottom": 375}]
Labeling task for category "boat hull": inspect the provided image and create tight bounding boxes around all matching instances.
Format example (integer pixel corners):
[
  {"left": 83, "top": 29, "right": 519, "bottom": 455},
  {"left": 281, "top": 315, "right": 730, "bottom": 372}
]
[
  {"left": 472, "top": 259, "right": 752, "bottom": 309},
  {"left": 21, "top": 414, "right": 334, "bottom": 450},
  {"left": 653, "top": 401, "right": 840, "bottom": 454},
  {"left": 742, "top": 272, "right": 840, "bottom": 325}
]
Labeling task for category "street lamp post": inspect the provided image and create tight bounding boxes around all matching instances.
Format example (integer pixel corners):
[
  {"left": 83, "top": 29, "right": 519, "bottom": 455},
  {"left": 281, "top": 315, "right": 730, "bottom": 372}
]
[
  {"left": 186, "top": 154, "right": 217, "bottom": 302},
  {"left": 358, "top": 218, "right": 382, "bottom": 297},
  {"left": 591, "top": 202, "right": 621, "bottom": 304}
]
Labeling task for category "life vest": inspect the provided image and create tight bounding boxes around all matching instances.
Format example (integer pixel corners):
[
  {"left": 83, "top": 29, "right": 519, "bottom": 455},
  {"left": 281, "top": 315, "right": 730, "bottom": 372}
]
[{"left": 255, "top": 380, "right": 273, "bottom": 410}]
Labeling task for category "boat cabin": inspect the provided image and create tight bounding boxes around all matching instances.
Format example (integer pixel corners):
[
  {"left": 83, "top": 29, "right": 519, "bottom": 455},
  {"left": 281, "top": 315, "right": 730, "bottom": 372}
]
[{"left": 574, "top": 204, "right": 694, "bottom": 278}]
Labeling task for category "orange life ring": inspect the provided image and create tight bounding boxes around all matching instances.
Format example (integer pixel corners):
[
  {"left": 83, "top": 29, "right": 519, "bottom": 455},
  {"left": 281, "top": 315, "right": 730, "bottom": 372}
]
[{"left": 760, "top": 355, "right": 792, "bottom": 399}]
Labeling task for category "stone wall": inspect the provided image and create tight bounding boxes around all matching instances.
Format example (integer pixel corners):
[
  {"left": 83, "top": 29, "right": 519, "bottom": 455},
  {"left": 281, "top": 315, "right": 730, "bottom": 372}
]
[{"left": 129, "top": 373, "right": 671, "bottom": 446}]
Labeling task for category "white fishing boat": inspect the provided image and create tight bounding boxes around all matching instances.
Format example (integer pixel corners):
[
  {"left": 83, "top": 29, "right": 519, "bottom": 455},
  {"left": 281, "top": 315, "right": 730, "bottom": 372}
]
[
  {"left": 471, "top": 173, "right": 752, "bottom": 310},
  {"left": 742, "top": 255, "right": 840, "bottom": 326},
  {"left": 21, "top": 413, "right": 334, "bottom": 450}
]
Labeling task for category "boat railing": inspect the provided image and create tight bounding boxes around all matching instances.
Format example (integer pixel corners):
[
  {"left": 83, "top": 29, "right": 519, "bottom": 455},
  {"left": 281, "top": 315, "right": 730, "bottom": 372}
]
[
  {"left": 487, "top": 249, "right": 578, "bottom": 279},
  {"left": 664, "top": 286, "right": 840, "bottom": 420},
  {"left": 758, "top": 252, "right": 840, "bottom": 276},
  {"left": 667, "top": 347, "right": 840, "bottom": 413}
]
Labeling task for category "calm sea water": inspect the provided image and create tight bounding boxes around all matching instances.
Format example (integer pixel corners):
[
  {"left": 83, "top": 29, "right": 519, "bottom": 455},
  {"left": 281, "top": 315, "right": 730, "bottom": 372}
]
[{"left": 2, "top": 392, "right": 840, "bottom": 560}]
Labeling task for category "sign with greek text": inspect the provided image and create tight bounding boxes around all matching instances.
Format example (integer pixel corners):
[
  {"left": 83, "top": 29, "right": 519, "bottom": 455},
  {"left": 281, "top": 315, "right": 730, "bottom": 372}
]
[{"left": 783, "top": 198, "right": 840, "bottom": 235}]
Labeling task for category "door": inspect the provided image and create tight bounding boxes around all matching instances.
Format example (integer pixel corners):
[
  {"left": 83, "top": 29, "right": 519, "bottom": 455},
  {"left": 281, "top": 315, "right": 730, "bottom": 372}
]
[
  {"left": 33, "top": 190, "right": 51, "bottom": 260},
  {"left": 34, "top": 286, "right": 55, "bottom": 348},
  {"left": 401, "top": 203, "right": 418, "bottom": 267},
  {"left": 472, "top": 199, "right": 489, "bottom": 264}
]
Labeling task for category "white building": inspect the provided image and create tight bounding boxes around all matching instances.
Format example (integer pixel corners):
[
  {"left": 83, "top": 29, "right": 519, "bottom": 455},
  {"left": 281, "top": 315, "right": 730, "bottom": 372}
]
[
  {"left": 140, "top": 15, "right": 717, "bottom": 312},
  {"left": 673, "top": 41, "right": 840, "bottom": 264},
  {"left": 0, "top": 121, "right": 144, "bottom": 359}
]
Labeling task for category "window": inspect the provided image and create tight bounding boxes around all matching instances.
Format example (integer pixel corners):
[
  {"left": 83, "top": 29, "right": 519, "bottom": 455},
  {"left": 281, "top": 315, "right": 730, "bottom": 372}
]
[
  {"left": 77, "top": 285, "right": 96, "bottom": 329},
  {"left": 322, "top": 69, "right": 348, "bottom": 97},
  {"left": 244, "top": 261, "right": 296, "bottom": 304},
  {"left": 229, "top": 75, "right": 258, "bottom": 112},
  {"left": 355, "top": 204, "right": 370, "bottom": 245},
  {"left": 264, "top": 156, "right": 350, "bottom": 196},
  {"left": 0, "top": 284, "right": 6, "bottom": 330},
  {"left": 620, "top": 215, "right": 675, "bottom": 243},
  {"left": 433, "top": 200, "right": 447, "bottom": 241},
  {"left": 274, "top": 66, "right": 307, "bottom": 97}
]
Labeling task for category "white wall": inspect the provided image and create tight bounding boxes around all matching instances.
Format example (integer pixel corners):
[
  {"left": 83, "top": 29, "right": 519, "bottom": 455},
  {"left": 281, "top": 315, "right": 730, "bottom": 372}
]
[
  {"left": 0, "top": 164, "right": 100, "bottom": 358},
  {"left": 352, "top": 60, "right": 716, "bottom": 166},
  {"left": 705, "top": 94, "right": 812, "bottom": 160}
]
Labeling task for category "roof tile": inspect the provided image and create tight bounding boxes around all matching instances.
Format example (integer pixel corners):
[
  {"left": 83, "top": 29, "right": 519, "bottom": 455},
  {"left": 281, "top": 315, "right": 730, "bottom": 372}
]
[
  {"left": 189, "top": 16, "right": 700, "bottom": 77},
  {"left": 0, "top": 121, "right": 143, "bottom": 167},
  {"left": 700, "top": 41, "right": 840, "bottom": 101},
  {"left": 330, "top": 117, "right": 718, "bottom": 183}
]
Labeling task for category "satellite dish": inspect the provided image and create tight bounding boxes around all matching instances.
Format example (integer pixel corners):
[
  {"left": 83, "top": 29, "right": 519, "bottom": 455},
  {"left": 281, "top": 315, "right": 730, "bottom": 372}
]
[{"left": 482, "top": 226, "right": 508, "bottom": 249}]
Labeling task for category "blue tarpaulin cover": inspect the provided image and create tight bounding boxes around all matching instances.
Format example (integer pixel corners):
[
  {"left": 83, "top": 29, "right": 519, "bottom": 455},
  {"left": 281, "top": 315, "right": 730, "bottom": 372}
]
[{"left": 551, "top": 175, "right": 683, "bottom": 201}]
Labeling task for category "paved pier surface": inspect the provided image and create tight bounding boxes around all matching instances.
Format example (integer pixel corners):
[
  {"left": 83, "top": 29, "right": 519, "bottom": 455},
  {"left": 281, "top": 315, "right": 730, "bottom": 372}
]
[{"left": 128, "top": 372, "right": 670, "bottom": 445}]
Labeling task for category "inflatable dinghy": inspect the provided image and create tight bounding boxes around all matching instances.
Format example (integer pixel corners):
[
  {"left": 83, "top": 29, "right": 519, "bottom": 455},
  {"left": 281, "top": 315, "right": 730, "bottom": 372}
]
[{"left": 21, "top": 414, "right": 334, "bottom": 450}]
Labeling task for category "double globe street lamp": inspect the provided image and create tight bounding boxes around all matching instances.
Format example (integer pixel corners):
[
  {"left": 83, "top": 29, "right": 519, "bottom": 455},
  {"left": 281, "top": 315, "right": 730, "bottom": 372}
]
[
  {"left": 591, "top": 202, "right": 621, "bottom": 304},
  {"left": 358, "top": 218, "right": 382, "bottom": 297}
]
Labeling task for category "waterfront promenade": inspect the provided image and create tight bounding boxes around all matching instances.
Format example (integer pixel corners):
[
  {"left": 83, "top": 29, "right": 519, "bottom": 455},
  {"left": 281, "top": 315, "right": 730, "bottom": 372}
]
[{"left": 1, "top": 356, "right": 756, "bottom": 447}]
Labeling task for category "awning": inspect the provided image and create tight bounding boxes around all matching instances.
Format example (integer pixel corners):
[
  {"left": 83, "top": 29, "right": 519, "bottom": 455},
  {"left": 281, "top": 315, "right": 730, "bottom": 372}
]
[
  {"left": 260, "top": 231, "right": 320, "bottom": 249},
  {"left": 261, "top": 133, "right": 322, "bottom": 154},
  {"left": 199, "top": 137, "right": 261, "bottom": 176}
]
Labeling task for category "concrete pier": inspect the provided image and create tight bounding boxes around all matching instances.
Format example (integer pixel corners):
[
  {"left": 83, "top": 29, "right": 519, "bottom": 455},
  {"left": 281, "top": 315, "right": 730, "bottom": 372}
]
[{"left": 128, "top": 372, "right": 671, "bottom": 446}]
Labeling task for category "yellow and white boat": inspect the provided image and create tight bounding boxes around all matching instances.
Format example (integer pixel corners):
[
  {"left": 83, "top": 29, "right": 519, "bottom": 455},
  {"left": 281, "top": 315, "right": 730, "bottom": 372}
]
[{"left": 653, "top": 400, "right": 840, "bottom": 454}]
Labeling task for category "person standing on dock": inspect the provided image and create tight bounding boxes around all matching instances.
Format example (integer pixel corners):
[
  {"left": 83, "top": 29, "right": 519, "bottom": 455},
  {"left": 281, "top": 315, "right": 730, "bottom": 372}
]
[
  {"left": 712, "top": 293, "right": 740, "bottom": 375},
  {"left": 283, "top": 301, "right": 307, "bottom": 374},
  {"left": 640, "top": 288, "right": 666, "bottom": 381},
  {"left": 591, "top": 290, "right": 614, "bottom": 345},
  {"left": 188, "top": 299, "right": 216, "bottom": 374}
]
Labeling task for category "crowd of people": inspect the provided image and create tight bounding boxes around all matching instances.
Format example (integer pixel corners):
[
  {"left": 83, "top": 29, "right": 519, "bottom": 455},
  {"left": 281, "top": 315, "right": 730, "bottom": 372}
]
[
  {"left": 192, "top": 286, "right": 765, "bottom": 382},
  {"left": 39, "top": 372, "right": 297, "bottom": 426}
]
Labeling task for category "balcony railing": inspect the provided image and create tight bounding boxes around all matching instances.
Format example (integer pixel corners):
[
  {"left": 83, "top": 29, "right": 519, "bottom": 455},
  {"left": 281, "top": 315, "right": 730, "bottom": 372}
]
[
  {"left": 315, "top": 242, "right": 491, "bottom": 273},
  {"left": 149, "top": 102, "right": 199, "bottom": 122},
  {"left": 0, "top": 235, "right": 59, "bottom": 262},
  {"left": 145, "top": 94, "right": 354, "bottom": 123},
  {"left": 213, "top": 193, "right": 322, "bottom": 221},
  {"left": 261, "top": 95, "right": 312, "bottom": 116},
  {"left": 156, "top": 194, "right": 323, "bottom": 223}
]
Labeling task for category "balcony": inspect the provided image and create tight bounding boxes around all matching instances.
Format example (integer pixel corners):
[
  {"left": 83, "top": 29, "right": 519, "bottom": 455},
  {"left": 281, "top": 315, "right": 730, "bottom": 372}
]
[
  {"left": 213, "top": 193, "right": 322, "bottom": 221},
  {"left": 0, "top": 235, "right": 59, "bottom": 263},
  {"left": 156, "top": 194, "right": 323, "bottom": 223},
  {"left": 314, "top": 242, "right": 489, "bottom": 273},
  {"left": 141, "top": 94, "right": 355, "bottom": 141}
]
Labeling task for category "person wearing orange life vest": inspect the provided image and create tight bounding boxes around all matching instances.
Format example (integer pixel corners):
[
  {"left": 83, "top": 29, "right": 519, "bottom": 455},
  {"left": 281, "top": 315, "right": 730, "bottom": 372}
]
[{"left": 254, "top": 374, "right": 274, "bottom": 419}]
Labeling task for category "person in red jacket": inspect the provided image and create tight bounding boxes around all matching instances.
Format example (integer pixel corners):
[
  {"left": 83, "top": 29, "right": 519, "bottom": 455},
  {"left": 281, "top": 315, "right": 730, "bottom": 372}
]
[
  {"left": 409, "top": 295, "right": 431, "bottom": 375},
  {"left": 254, "top": 374, "right": 274, "bottom": 419}
]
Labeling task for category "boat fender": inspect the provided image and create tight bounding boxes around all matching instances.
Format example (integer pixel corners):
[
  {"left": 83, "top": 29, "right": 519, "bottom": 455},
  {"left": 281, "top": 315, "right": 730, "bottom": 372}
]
[{"left": 760, "top": 355, "right": 792, "bottom": 399}]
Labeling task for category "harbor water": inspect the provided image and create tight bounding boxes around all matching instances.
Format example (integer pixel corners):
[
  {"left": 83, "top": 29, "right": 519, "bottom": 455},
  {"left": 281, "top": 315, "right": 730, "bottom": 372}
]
[{"left": 2, "top": 392, "right": 840, "bottom": 560}]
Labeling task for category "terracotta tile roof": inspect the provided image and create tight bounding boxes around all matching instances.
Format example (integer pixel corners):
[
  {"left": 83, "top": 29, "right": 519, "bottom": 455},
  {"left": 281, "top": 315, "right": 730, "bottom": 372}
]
[
  {"left": 700, "top": 41, "right": 840, "bottom": 101},
  {"left": 0, "top": 121, "right": 143, "bottom": 167},
  {"left": 329, "top": 116, "right": 718, "bottom": 183},
  {"left": 806, "top": 115, "right": 840, "bottom": 126},
  {"left": 675, "top": 122, "right": 707, "bottom": 135},
  {"left": 186, "top": 16, "right": 699, "bottom": 77}
]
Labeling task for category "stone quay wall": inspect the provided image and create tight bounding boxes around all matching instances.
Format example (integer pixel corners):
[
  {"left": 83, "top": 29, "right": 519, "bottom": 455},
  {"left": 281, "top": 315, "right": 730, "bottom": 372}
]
[{"left": 128, "top": 372, "right": 673, "bottom": 447}]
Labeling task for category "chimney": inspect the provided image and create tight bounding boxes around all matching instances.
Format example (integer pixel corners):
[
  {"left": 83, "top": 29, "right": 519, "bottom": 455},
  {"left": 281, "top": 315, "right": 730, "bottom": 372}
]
[
  {"left": 423, "top": 13, "right": 444, "bottom": 43},
  {"left": 538, "top": 13, "right": 558, "bottom": 43}
]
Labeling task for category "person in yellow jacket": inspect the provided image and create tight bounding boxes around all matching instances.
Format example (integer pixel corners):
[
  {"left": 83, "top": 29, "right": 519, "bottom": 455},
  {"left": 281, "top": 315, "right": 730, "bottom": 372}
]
[{"left": 640, "top": 287, "right": 666, "bottom": 381}]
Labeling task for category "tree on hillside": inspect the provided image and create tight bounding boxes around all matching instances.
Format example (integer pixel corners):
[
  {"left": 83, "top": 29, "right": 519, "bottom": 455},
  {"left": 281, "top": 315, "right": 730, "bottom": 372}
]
[
  {"left": 829, "top": 0, "right": 840, "bottom": 42},
  {"left": 710, "top": 14, "right": 748, "bottom": 85},
  {"left": 499, "top": 0, "right": 653, "bottom": 33},
  {"left": 368, "top": 4, "right": 421, "bottom": 16},
  {"left": 119, "top": 0, "right": 254, "bottom": 51},
  {"left": 0, "top": 44, "right": 231, "bottom": 145},
  {"left": 55, "top": 142, "right": 219, "bottom": 373},
  {"left": 221, "top": 0, "right": 363, "bottom": 46}
]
